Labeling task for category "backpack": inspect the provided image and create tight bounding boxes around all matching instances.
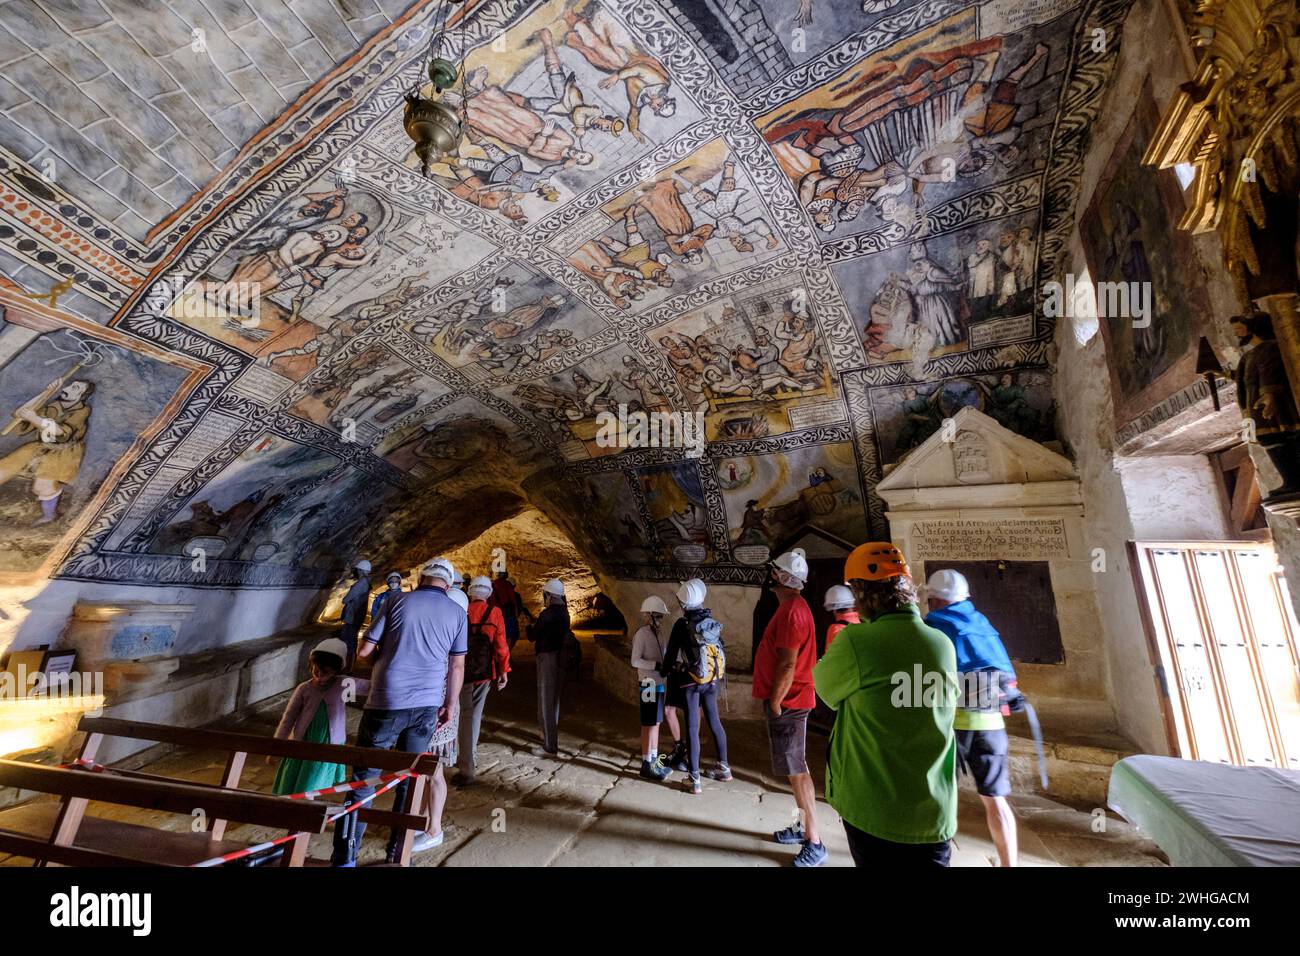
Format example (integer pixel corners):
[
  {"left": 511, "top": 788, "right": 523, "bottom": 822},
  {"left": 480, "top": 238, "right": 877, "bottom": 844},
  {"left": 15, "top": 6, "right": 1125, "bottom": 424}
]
[
  {"left": 463, "top": 606, "right": 496, "bottom": 684},
  {"left": 687, "top": 615, "right": 726, "bottom": 684}
]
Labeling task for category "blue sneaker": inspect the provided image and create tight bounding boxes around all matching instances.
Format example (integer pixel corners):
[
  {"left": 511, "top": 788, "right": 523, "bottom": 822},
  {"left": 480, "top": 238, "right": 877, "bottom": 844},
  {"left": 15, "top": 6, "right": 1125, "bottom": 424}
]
[
  {"left": 792, "top": 841, "right": 829, "bottom": 868},
  {"left": 773, "top": 824, "right": 805, "bottom": 845}
]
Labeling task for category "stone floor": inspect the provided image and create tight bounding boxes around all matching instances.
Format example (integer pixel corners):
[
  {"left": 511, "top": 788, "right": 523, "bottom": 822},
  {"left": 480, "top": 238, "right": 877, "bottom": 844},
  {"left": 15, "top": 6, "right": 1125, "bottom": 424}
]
[{"left": 9, "top": 641, "right": 1168, "bottom": 868}]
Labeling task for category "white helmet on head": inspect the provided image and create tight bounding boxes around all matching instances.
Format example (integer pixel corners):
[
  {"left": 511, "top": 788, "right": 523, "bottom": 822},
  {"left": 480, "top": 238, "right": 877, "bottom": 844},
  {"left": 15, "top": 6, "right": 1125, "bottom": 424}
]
[
  {"left": 824, "top": 584, "right": 856, "bottom": 611},
  {"left": 446, "top": 587, "right": 469, "bottom": 612},
  {"left": 469, "top": 575, "right": 493, "bottom": 598},
  {"left": 353, "top": 558, "right": 372, "bottom": 573},
  {"left": 543, "top": 578, "right": 566, "bottom": 599},
  {"left": 676, "top": 578, "right": 706, "bottom": 610},
  {"left": 926, "top": 568, "right": 970, "bottom": 603},
  {"left": 771, "top": 548, "right": 808, "bottom": 587},
  {"left": 312, "top": 637, "right": 349, "bottom": 662},
  {"left": 421, "top": 556, "right": 455, "bottom": 584},
  {"left": 640, "top": 595, "right": 669, "bottom": 616}
]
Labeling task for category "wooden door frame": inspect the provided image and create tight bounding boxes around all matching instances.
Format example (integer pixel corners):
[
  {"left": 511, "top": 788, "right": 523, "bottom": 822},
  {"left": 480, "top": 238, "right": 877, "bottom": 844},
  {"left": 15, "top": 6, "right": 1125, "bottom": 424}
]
[{"left": 1129, "top": 539, "right": 1296, "bottom": 765}]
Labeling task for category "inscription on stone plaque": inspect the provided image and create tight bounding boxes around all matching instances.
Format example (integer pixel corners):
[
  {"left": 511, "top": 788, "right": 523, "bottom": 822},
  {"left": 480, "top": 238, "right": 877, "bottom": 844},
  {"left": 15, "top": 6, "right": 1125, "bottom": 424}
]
[
  {"left": 912, "top": 518, "right": 1069, "bottom": 559},
  {"left": 952, "top": 431, "right": 990, "bottom": 482}
]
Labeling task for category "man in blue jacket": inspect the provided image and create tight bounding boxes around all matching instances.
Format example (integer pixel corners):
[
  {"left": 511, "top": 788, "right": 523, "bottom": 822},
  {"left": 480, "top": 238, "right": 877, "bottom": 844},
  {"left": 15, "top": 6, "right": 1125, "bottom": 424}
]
[{"left": 924, "top": 569, "right": 1019, "bottom": 867}]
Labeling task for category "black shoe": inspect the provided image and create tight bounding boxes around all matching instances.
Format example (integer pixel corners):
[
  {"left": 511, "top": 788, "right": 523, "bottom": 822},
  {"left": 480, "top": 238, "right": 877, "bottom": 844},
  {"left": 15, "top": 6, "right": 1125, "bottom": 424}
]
[{"left": 669, "top": 742, "right": 689, "bottom": 772}]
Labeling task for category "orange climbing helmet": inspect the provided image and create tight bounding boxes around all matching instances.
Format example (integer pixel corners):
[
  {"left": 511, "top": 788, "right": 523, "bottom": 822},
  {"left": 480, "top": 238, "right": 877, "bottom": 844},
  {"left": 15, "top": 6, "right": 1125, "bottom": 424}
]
[{"left": 844, "top": 542, "right": 910, "bottom": 582}]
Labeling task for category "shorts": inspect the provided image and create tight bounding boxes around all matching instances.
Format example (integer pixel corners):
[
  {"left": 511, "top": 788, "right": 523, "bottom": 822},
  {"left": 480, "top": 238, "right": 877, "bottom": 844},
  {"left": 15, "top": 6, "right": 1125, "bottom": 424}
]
[
  {"left": 763, "top": 703, "right": 810, "bottom": 776},
  {"left": 638, "top": 684, "right": 667, "bottom": 727},
  {"left": 843, "top": 820, "right": 951, "bottom": 868},
  {"left": 956, "top": 728, "right": 1011, "bottom": 797},
  {"left": 665, "top": 676, "right": 687, "bottom": 711}
]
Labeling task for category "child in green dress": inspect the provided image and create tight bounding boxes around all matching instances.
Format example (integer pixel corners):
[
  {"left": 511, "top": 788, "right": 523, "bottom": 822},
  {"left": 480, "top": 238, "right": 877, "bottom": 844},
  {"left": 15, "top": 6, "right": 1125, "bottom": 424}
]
[{"left": 272, "top": 638, "right": 350, "bottom": 796}]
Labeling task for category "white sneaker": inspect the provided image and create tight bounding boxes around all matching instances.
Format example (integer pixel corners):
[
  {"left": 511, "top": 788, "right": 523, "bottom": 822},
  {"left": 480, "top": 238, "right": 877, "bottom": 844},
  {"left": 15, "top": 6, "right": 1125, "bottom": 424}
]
[{"left": 412, "top": 831, "right": 444, "bottom": 853}]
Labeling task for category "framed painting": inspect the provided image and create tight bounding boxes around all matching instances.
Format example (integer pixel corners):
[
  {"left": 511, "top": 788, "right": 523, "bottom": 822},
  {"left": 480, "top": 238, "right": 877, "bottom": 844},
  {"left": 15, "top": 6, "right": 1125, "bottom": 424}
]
[{"left": 1079, "top": 82, "right": 1213, "bottom": 431}]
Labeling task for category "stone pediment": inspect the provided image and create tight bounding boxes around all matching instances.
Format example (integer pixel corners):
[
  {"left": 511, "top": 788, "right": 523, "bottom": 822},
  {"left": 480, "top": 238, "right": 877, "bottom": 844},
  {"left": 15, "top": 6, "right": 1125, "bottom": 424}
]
[{"left": 877, "top": 407, "right": 1077, "bottom": 495}]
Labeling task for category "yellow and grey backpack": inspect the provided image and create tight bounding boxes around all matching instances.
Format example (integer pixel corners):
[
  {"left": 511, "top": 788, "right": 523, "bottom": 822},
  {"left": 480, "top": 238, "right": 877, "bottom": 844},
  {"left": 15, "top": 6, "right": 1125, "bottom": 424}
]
[{"left": 688, "top": 615, "right": 726, "bottom": 684}]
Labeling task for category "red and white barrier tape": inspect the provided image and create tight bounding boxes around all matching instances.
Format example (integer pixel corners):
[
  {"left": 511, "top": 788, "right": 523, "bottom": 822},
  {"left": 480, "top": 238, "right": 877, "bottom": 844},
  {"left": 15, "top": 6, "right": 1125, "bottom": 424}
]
[{"left": 189, "top": 773, "right": 412, "bottom": 867}]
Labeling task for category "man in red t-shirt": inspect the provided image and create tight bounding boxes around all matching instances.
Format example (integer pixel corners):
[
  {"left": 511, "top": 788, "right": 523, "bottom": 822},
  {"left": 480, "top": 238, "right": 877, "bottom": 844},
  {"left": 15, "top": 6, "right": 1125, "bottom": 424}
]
[{"left": 752, "top": 548, "right": 828, "bottom": 867}]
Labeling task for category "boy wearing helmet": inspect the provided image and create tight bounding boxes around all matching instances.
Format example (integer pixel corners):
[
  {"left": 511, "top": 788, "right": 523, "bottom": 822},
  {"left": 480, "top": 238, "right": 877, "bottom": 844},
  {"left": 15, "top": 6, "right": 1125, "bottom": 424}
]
[
  {"left": 924, "top": 568, "right": 1019, "bottom": 867},
  {"left": 822, "top": 584, "right": 860, "bottom": 653},
  {"left": 752, "top": 548, "right": 827, "bottom": 867},
  {"left": 813, "top": 543, "right": 958, "bottom": 867},
  {"left": 629, "top": 594, "right": 682, "bottom": 781}
]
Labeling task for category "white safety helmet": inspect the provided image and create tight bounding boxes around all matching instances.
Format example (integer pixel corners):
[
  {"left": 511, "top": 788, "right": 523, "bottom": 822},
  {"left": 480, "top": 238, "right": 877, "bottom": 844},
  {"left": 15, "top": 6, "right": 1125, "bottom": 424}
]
[
  {"left": 312, "top": 637, "right": 349, "bottom": 661},
  {"left": 385, "top": 571, "right": 403, "bottom": 585},
  {"left": 543, "top": 578, "right": 566, "bottom": 599},
  {"left": 771, "top": 548, "right": 808, "bottom": 588},
  {"left": 353, "top": 558, "right": 372, "bottom": 573},
  {"left": 447, "top": 587, "right": 469, "bottom": 612},
  {"left": 640, "top": 595, "right": 669, "bottom": 616},
  {"left": 421, "top": 556, "right": 455, "bottom": 584},
  {"left": 469, "top": 575, "right": 493, "bottom": 599},
  {"left": 925, "top": 568, "right": 970, "bottom": 603},
  {"left": 824, "top": 584, "right": 856, "bottom": 611},
  {"left": 676, "top": 578, "right": 706, "bottom": 610}
]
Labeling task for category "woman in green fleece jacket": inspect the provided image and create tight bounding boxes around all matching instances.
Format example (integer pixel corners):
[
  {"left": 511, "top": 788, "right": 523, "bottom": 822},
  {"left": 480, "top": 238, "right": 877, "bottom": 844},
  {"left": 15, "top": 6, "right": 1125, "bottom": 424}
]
[{"left": 813, "top": 542, "right": 958, "bottom": 867}]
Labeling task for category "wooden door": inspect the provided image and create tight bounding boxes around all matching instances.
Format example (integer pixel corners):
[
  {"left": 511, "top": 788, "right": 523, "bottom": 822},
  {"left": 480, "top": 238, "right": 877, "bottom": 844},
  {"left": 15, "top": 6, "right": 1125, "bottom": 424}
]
[{"left": 1130, "top": 540, "right": 1300, "bottom": 769}]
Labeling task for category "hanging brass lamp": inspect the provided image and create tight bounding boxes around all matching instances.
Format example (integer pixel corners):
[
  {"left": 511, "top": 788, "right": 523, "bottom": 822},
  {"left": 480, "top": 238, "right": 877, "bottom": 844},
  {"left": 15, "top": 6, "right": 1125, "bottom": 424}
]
[
  {"left": 403, "top": 0, "right": 468, "bottom": 178},
  {"left": 403, "top": 94, "right": 461, "bottom": 177}
]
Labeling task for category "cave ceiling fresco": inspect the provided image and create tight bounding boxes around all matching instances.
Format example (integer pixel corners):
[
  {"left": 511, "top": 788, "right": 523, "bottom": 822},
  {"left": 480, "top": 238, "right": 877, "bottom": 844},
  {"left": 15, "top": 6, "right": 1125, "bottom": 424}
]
[{"left": 0, "top": 0, "right": 1132, "bottom": 588}]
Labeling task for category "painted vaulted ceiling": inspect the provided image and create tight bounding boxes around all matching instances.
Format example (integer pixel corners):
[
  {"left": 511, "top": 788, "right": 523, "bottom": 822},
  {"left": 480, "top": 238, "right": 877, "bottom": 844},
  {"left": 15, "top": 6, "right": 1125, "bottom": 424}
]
[{"left": 0, "top": 0, "right": 1131, "bottom": 589}]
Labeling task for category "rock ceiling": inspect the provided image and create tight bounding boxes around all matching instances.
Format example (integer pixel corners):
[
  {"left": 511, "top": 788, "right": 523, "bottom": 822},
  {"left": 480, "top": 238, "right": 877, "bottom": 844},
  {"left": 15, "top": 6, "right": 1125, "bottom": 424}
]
[{"left": 0, "top": 0, "right": 1132, "bottom": 588}]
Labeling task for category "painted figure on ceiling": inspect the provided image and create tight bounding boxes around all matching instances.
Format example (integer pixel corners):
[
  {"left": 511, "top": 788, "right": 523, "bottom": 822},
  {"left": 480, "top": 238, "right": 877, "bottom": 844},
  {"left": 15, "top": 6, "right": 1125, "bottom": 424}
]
[
  {"left": 0, "top": 378, "right": 93, "bottom": 525},
  {"left": 905, "top": 242, "right": 965, "bottom": 348},
  {"left": 532, "top": 28, "right": 625, "bottom": 146},
  {"left": 264, "top": 276, "right": 426, "bottom": 373},
  {"left": 607, "top": 207, "right": 675, "bottom": 288},
  {"left": 630, "top": 179, "right": 713, "bottom": 263},
  {"left": 463, "top": 66, "right": 597, "bottom": 170},
  {"left": 560, "top": 5, "right": 675, "bottom": 144},
  {"left": 689, "top": 159, "right": 779, "bottom": 252},
  {"left": 766, "top": 38, "right": 1049, "bottom": 233},
  {"left": 569, "top": 240, "right": 646, "bottom": 308},
  {"left": 895, "top": 384, "right": 943, "bottom": 450}
]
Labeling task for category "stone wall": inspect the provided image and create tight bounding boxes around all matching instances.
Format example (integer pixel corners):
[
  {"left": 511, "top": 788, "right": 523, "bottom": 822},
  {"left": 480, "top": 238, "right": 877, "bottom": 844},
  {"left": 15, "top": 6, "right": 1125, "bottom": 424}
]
[
  {"left": 443, "top": 508, "right": 600, "bottom": 619},
  {"left": 1050, "top": 0, "right": 1290, "bottom": 754},
  {"left": 0, "top": 578, "right": 322, "bottom": 660}
]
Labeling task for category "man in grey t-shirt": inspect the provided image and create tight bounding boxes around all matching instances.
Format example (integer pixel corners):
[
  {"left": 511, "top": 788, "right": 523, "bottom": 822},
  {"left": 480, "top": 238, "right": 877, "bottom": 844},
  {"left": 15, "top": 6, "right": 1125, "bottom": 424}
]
[{"left": 332, "top": 557, "right": 467, "bottom": 866}]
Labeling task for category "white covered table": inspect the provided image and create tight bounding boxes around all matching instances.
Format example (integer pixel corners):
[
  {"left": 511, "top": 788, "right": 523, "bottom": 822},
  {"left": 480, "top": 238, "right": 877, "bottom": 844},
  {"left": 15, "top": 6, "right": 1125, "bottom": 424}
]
[{"left": 1107, "top": 754, "right": 1300, "bottom": 866}]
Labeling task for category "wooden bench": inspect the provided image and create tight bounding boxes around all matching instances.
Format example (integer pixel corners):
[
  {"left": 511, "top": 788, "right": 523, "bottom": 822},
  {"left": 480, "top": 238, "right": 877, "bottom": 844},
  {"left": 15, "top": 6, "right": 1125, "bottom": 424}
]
[
  {"left": 72, "top": 716, "right": 440, "bottom": 865},
  {"left": 0, "top": 759, "right": 331, "bottom": 867}
]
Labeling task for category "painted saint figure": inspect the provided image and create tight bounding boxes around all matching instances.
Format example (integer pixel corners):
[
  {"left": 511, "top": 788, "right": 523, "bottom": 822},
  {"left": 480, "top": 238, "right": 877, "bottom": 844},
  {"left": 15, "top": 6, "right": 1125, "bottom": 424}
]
[{"left": 0, "top": 378, "right": 94, "bottom": 525}]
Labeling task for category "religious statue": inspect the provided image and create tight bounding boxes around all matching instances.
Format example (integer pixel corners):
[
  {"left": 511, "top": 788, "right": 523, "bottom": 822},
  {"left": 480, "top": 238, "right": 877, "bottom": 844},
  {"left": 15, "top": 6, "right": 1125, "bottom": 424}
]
[{"left": 1229, "top": 311, "right": 1300, "bottom": 494}]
